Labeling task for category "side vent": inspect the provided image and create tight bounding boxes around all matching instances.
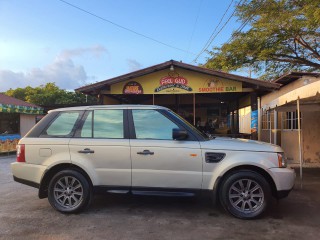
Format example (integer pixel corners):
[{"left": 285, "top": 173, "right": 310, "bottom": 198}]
[{"left": 205, "top": 152, "right": 226, "bottom": 163}]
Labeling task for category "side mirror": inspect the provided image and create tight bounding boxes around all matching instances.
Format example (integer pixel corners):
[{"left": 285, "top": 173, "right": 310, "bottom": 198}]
[{"left": 172, "top": 128, "right": 188, "bottom": 140}]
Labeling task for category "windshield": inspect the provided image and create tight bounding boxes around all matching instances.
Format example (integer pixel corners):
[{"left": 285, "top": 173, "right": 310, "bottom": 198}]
[{"left": 167, "top": 110, "right": 212, "bottom": 140}]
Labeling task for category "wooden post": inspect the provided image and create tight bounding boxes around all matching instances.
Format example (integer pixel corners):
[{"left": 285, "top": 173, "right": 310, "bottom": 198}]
[
  {"left": 193, "top": 94, "right": 196, "bottom": 126},
  {"left": 274, "top": 110, "right": 277, "bottom": 144},
  {"left": 297, "top": 98, "right": 303, "bottom": 188},
  {"left": 257, "top": 97, "right": 261, "bottom": 141},
  {"left": 152, "top": 94, "right": 155, "bottom": 105},
  {"left": 268, "top": 110, "right": 272, "bottom": 143}
]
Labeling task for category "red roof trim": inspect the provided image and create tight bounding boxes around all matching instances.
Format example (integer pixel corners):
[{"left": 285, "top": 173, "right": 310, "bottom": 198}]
[{"left": 0, "top": 93, "right": 41, "bottom": 108}]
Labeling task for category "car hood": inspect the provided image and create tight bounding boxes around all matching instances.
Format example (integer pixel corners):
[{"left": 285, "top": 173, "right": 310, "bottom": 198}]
[{"left": 200, "top": 137, "right": 283, "bottom": 153}]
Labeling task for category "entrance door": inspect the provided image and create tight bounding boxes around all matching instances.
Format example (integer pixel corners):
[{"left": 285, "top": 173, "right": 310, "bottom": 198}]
[{"left": 130, "top": 109, "right": 202, "bottom": 190}]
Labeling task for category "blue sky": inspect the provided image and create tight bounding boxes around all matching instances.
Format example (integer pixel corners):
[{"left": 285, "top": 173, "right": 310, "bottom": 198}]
[{"left": 0, "top": 0, "right": 243, "bottom": 91}]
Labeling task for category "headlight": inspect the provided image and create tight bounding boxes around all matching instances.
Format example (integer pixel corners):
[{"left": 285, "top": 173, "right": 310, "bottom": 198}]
[{"left": 277, "top": 153, "right": 287, "bottom": 168}]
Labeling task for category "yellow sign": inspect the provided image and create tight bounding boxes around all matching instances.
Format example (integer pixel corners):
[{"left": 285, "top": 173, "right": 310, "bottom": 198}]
[{"left": 111, "top": 68, "right": 242, "bottom": 94}]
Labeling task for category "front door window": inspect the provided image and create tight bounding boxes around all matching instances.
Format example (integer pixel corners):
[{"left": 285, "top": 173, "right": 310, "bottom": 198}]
[{"left": 132, "top": 110, "right": 178, "bottom": 140}]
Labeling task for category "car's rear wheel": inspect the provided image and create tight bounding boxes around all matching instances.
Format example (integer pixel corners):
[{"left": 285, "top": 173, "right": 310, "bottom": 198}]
[
  {"left": 48, "top": 170, "right": 92, "bottom": 213},
  {"left": 219, "top": 170, "right": 271, "bottom": 219}
]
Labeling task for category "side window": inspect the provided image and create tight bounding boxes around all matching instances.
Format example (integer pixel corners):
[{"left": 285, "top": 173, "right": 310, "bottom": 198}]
[
  {"left": 45, "top": 112, "right": 81, "bottom": 137},
  {"left": 132, "top": 110, "right": 179, "bottom": 140},
  {"left": 93, "top": 110, "right": 124, "bottom": 138},
  {"left": 81, "top": 111, "right": 93, "bottom": 138},
  {"left": 79, "top": 110, "right": 124, "bottom": 139},
  {"left": 80, "top": 109, "right": 124, "bottom": 138},
  {"left": 93, "top": 109, "right": 124, "bottom": 138}
]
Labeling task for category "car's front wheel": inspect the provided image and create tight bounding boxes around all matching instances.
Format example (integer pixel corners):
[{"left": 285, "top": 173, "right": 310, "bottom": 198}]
[
  {"left": 219, "top": 170, "right": 271, "bottom": 219},
  {"left": 48, "top": 170, "right": 92, "bottom": 213}
]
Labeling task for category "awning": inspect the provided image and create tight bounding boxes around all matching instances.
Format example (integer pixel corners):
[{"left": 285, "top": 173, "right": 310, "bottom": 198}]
[
  {"left": 274, "top": 95, "right": 320, "bottom": 189},
  {"left": 275, "top": 94, "right": 320, "bottom": 112},
  {"left": 262, "top": 80, "right": 320, "bottom": 110},
  {"left": 0, "top": 103, "right": 43, "bottom": 115}
]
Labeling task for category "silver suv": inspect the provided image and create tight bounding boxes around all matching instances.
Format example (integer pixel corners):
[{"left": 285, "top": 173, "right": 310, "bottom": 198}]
[{"left": 11, "top": 105, "right": 295, "bottom": 219}]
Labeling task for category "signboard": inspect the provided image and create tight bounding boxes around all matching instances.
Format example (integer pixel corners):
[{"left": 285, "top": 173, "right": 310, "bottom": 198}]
[
  {"left": 122, "top": 81, "right": 143, "bottom": 94},
  {"left": 251, "top": 110, "right": 258, "bottom": 133},
  {"left": 0, "top": 104, "right": 43, "bottom": 114},
  {"left": 111, "top": 68, "right": 242, "bottom": 94}
]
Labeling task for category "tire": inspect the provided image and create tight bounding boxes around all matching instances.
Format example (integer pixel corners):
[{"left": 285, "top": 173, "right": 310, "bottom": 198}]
[
  {"left": 48, "top": 169, "right": 92, "bottom": 213},
  {"left": 219, "top": 170, "right": 271, "bottom": 219}
]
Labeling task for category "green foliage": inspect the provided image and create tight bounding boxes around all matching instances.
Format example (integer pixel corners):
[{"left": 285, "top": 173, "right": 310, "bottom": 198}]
[
  {"left": 205, "top": 0, "right": 320, "bottom": 79},
  {"left": 5, "top": 83, "right": 97, "bottom": 106}
]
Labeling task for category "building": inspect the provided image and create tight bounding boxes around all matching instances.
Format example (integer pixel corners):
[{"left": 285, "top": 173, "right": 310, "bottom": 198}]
[
  {"left": 76, "top": 60, "right": 279, "bottom": 139},
  {"left": 260, "top": 72, "right": 320, "bottom": 165},
  {"left": 76, "top": 61, "right": 320, "bottom": 168},
  {"left": 0, "top": 93, "right": 43, "bottom": 153}
]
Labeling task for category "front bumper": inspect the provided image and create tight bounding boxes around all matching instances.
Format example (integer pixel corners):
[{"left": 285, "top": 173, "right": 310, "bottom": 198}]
[{"left": 269, "top": 167, "right": 296, "bottom": 195}]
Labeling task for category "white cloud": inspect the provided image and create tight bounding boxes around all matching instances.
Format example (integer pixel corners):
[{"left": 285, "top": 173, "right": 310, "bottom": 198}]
[
  {"left": 0, "top": 45, "right": 107, "bottom": 91},
  {"left": 58, "top": 45, "right": 107, "bottom": 60},
  {"left": 126, "top": 59, "right": 142, "bottom": 72}
]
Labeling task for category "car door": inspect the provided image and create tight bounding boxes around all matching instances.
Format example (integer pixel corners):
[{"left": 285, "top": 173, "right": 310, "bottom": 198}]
[
  {"left": 129, "top": 109, "right": 202, "bottom": 190},
  {"left": 69, "top": 109, "right": 131, "bottom": 187}
]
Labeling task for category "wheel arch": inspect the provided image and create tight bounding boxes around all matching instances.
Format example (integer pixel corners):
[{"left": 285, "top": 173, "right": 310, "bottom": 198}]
[
  {"left": 214, "top": 165, "right": 278, "bottom": 203},
  {"left": 39, "top": 163, "right": 93, "bottom": 199}
]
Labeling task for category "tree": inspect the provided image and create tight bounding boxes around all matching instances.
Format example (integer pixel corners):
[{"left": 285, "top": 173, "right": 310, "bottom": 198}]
[
  {"left": 5, "top": 83, "right": 97, "bottom": 106},
  {"left": 205, "top": 0, "right": 320, "bottom": 79}
]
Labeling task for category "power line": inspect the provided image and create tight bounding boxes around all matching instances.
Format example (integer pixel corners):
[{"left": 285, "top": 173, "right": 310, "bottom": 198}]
[
  {"left": 193, "top": 0, "right": 245, "bottom": 63},
  {"left": 58, "top": 0, "right": 195, "bottom": 55},
  {"left": 225, "top": 19, "right": 250, "bottom": 44},
  {"left": 193, "top": 0, "right": 235, "bottom": 62},
  {"left": 226, "top": 2, "right": 262, "bottom": 44},
  {"left": 186, "top": 0, "right": 204, "bottom": 56}
]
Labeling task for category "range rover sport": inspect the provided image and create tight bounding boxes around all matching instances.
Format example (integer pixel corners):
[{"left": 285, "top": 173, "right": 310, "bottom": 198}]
[{"left": 11, "top": 105, "right": 295, "bottom": 219}]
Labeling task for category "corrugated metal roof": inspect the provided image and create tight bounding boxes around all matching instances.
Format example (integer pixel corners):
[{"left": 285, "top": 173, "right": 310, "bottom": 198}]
[
  {"left": 272, "top": 72, "right": 320, "bottom": 85},
  {"left": 0, "top": 93, "right": 40, "bottom": 108}
]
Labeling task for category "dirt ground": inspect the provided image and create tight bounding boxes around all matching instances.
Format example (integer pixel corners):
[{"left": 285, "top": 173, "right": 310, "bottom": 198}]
[{"left": 1, "top": 155, "right": 320, "bottom": 240}]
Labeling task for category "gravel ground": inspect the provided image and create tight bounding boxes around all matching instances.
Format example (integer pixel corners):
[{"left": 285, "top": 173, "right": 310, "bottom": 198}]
[{"left": 1, "top": 155, "right": 320, "bottom": 240}]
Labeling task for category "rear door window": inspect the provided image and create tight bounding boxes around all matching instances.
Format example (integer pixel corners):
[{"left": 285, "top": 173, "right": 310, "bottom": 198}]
[{"left": 79, "top": 110, "right": 124, "bottom": 139}]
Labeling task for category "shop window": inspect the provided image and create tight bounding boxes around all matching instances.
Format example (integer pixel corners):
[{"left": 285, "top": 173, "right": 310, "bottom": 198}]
[
  {"left": 282, "top": 111, "right": 301, "bottom": 130},
  {"left": 0, "top": 113, "right": 20, "bottom": 134}
]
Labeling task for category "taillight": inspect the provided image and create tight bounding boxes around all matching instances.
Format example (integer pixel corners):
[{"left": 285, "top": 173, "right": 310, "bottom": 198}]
[{"left": 16, "top": 144, "right": 26, "bottom": 163}]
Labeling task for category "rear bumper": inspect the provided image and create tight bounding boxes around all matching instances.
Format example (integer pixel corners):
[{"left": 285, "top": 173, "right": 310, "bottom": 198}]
[
  {"left": 13, "top": 176, "right": 39, "bottom": 189},
  {"left": 11, "top": 162, "right": 46, "bottom": 187}
]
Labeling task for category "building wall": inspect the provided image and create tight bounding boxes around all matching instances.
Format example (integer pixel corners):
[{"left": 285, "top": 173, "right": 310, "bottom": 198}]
[
  {"left": 261, "top": 75, "right": 320, "bottom": 164},
  {"left": 302, "top": 111, "right": 320, "bottom": 163},
  {"left": 261, "top": 76, "right": 320, "bottom": 108},
  {"left": 20, "top": 114, "right": 36, "bottom": 137},
  {"left": 281, "top": 131, "right": 300, "bottom": 163},
  {"left": 103, "top": 96, "right": 120, "bottom": 105}
]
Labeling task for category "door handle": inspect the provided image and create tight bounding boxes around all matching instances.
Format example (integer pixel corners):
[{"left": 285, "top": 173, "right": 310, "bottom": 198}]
[
  {"left": 78, "top": 148, "right": 94, "bottom": 154},
  {"left": 137, "top": 150, "right": 154, "bottom": 155}
]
